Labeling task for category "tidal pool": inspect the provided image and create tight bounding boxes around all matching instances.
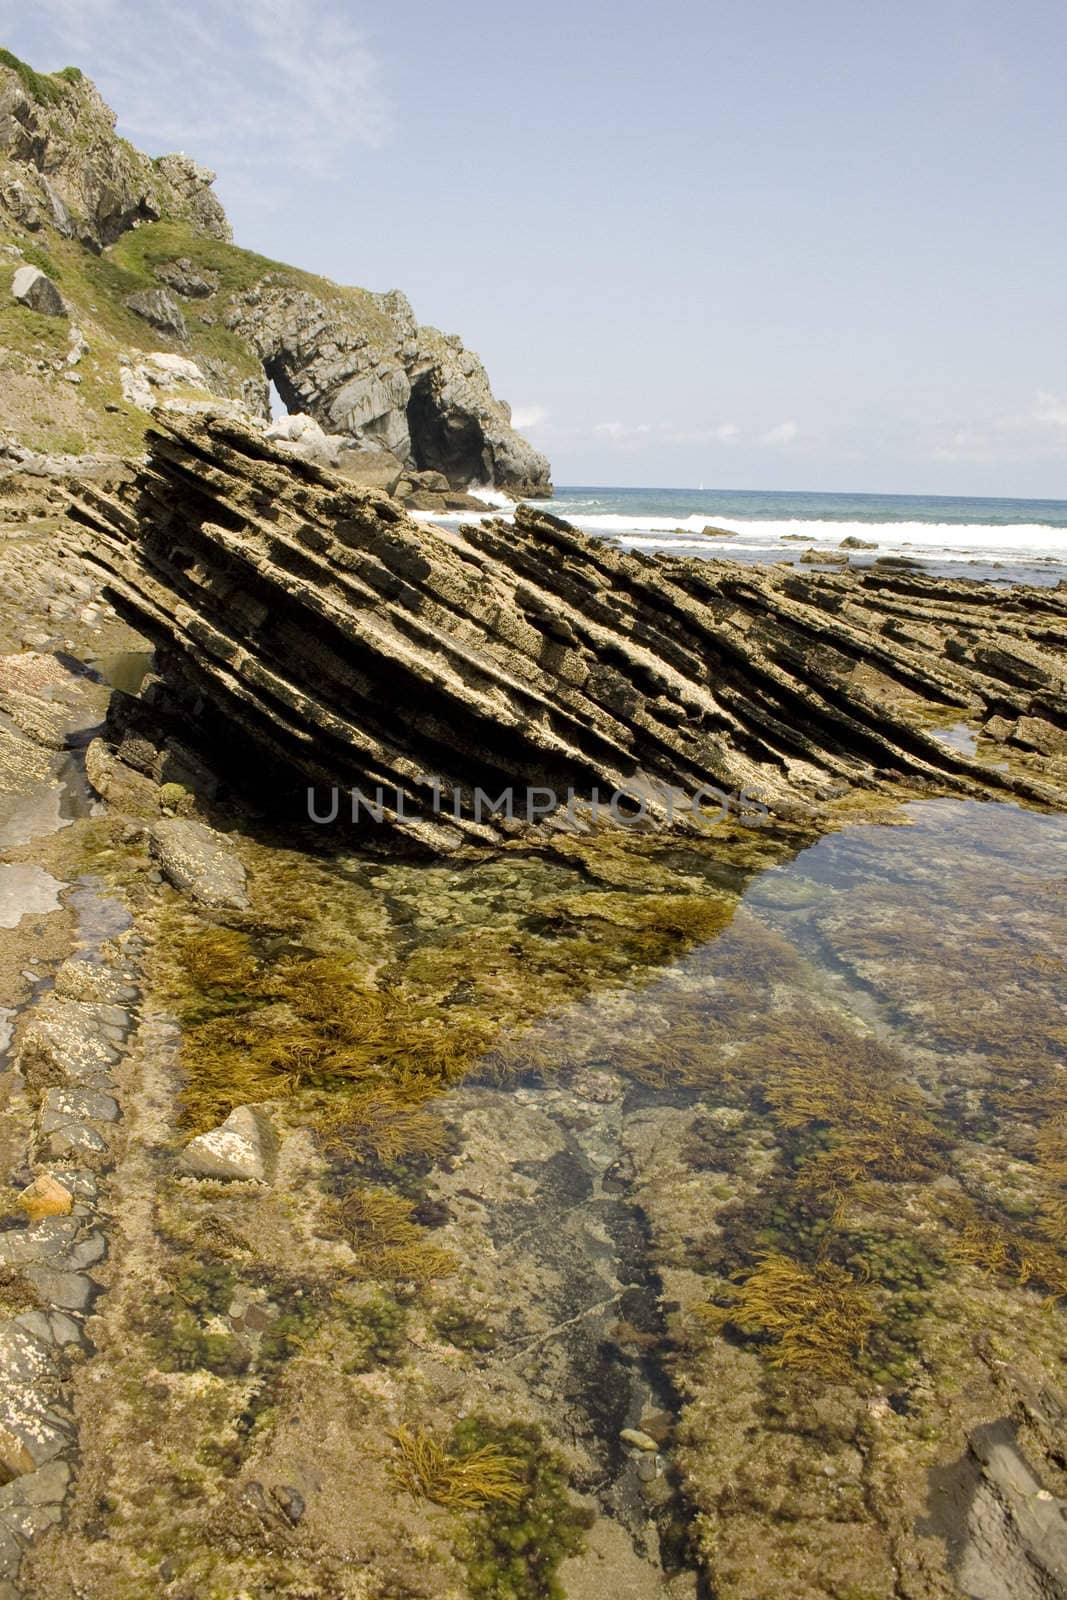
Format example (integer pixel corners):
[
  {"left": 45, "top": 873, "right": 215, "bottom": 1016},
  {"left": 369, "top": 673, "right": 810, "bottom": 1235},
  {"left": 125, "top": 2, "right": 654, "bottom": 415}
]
[{"left": 44, "top": 797, "right": 1066, "bottom": 1600}]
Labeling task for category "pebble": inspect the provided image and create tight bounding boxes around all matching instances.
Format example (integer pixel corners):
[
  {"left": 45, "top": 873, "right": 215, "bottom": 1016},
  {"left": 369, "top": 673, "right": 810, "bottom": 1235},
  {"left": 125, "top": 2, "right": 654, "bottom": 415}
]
[
  {"left": 620, "top": 1427, "right": 658, "bottom": 1452},
  {"left": 17, "top": 1176, "right": 73, "bottom": 1222},
  {"left": 271, "top": 1484, "right": 306, "bottom": 1524}
]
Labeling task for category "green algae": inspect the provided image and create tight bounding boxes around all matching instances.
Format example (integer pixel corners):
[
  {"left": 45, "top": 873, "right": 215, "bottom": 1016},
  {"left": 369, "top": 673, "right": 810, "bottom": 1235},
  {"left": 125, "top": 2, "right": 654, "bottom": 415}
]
[{"left": 448, "top": 1417, "right": 593, "bottom": 1600}]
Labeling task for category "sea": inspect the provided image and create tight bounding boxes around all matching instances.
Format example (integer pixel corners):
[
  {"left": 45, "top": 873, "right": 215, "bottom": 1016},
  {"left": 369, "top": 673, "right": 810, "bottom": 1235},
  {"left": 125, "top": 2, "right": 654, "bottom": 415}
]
[{"left": 421, "top": 484, "right": 1067, "bottom": 586}]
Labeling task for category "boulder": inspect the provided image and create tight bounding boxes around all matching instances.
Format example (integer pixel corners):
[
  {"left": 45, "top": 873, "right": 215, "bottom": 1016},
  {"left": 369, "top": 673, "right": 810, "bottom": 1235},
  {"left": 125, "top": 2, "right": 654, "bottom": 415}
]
[
  {"left": 17, "top": 1176, "right": 73, "bottom": 1223},
  {"left": 263, "top": 412, "right": 347, "bottom": 468},
  {"left": 154, "top": 256, "right": 219, "bottom": 299},
  {"left": 1010, "top": 715, "right": 1067, "bottom": 756},
  {"left": 148, "top": 818, "right": 249, "bottom": 908},
  {"left": 11, "top": 265, "right": 65, "bottom": 317},
  {"left": 180, "top": 1105, "right": 272, "bottom": 1182},
  {"left": 123, "top": 288, "right": 187, "bottom": 342},
  {"left": 335, "top": 447, "right": 404, "bottom": 495},
  {"left": 840, "top": 535, "right": 878, "bottom": 550}
]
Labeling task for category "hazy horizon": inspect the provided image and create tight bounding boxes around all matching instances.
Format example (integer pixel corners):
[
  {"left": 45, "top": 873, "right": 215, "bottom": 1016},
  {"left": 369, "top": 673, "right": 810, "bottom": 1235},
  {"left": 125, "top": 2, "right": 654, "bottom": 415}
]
[{"left": 2, "top": 0, "right": 1065, "bottom": 498}]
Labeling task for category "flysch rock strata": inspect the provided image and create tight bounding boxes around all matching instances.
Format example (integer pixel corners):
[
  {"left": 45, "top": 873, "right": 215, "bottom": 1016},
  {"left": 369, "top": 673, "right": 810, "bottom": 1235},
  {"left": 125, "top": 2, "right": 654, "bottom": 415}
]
[{"left": 68, "top": 413, "right": 1067, "bottom": 852}]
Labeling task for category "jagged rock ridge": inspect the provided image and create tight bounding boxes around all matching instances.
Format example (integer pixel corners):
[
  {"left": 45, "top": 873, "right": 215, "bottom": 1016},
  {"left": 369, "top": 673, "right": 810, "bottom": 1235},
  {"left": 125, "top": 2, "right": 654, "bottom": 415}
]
[{"left": 70, "top": 415, "right": 1067, "bottom": 852}]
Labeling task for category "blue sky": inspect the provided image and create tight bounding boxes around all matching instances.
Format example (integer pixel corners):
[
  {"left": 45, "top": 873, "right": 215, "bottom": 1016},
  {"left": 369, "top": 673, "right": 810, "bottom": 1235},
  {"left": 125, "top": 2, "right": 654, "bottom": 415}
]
[{"left": 3, "top": 0, "right": 1066, "bottom": 495}]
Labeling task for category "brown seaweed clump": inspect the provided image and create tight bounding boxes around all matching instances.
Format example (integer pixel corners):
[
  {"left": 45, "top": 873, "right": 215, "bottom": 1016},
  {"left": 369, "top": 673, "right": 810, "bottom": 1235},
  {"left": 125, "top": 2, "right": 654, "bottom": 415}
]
[
  {"left": 388, "top": 1425, "right": 525, "bottom": 1509},
  {"left": 945, "top": 1196, "right": 1067, "bottom": 1298},
  {"left": 699, "top": 1251, "right": 877, "bottom": 1378},
  {"left": 749, "top": 1008, "right": 947, "bottom": 1201},
  {"left": 166, "top": 927, "right": 495, "bottom": 1128},
  {"left": 333, "top": 1184, "right": 456, "bottom": 1284}
]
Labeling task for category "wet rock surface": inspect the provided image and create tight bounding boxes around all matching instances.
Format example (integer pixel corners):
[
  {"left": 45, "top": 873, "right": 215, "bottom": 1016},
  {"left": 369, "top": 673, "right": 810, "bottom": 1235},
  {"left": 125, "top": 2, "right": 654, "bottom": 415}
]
[{"left": 147, "top": 817, "right": 249, "bottom": 908}]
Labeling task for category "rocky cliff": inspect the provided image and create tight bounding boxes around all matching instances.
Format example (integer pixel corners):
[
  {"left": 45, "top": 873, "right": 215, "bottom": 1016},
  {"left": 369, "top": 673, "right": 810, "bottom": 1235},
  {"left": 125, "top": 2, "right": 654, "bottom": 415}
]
[
  {"left": 0, "top": 50, "right": 550, "bottom": 496},
  {"left": 71, "top": 414, "right": 1067, "bottom": 852}
]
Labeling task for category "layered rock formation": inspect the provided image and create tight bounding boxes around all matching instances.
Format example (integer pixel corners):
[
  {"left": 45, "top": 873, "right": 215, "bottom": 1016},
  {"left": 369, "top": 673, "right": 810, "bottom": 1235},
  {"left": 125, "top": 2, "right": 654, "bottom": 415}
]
[{"left": 70, "top": 414, "right": 1067, "bottom": 851}]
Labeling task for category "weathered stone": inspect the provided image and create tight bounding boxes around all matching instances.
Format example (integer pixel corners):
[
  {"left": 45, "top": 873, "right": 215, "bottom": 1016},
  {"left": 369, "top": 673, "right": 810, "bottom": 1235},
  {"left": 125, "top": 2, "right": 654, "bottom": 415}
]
[
  {"left": 335, "top": 449, "right": 405, "bottom": 495},
  {"left": 123, "top": 288, "right": 187, "bottom": 342},
  {"left": 1011, "top": 715, "right": 1067, "bottom": 756},
  {"left": 15, "top": 996, "right": 119, "bottom": 1091},
  {"left": 71, "top": 415, "right": 1067, "bottom": 854},
  {"left": 16, "top": 1176, "right": 73, "bottom": 1223},
  {"left": 271, "top": 1484, "right": 306, "bottom": 1524},
  {"left": 264, "top": 412, "right": 347, "bottom": 467},
  {"left": 227, "top": 284, "right": 550, "bottom": 494},
  {"left": 180, "top": 1105, "right": 272, "bottom": 1182},
  {"left": 154, "top": 256, "right": 219, "bottom": 299},
  {"left": 983, "top": 714, "right": 1016, "bottom": 743},
  {"left": 21, "top": 1267, "right": 96, "bottom": 1314},
  {"left": 42, "top": 1122, "right": 107, "bottom": 1160},
  {"left": 53, "top": 959, "right": 136, "bottom": 1005},
  {"left": 11, "top": 265, "right": 65, "bottom": 317},
  {"left": 0, "top": 1323, "right": 69, "bottom": 1476},
  {"left": 147, "top": 817, "right": 249, "bottom": 908},
  {"left": 40, "top": 1086, "right": 120, "bottom": 1128},
  {"left": 0, "top": 62, "right": 229, "bottom": 250}
]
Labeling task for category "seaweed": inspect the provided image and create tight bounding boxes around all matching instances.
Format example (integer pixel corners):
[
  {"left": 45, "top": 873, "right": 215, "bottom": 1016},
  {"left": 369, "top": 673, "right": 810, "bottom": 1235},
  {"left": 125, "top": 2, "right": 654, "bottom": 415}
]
[
  {"left": 317, "top": 1083, "right": 449, "bottom": 1168},
  {"left": 333, "top": 1184, "right": 456, "bottom": 1283},
  {"left": 945, "top": 1197, "right": 1067, "bottom": 1297},
  {"left": 749, "top": 1007, "right": 947, "bottom": 1200},
  {"left": 433, "top": 1299, "right": 499, "bottom": 1354},
  {"left": 700, "top": 1251, "right": 877, "bottom": 1378},
  {"left": 450, "top": 1416, "right": 593, "bottom": 1600},
  {"left": 389, "top": 1424, "right": 526, "bottom": 1509},
  {"left": 342, "top": 1293, "right": 410, "bottom": 1371},
  {"left": 167, "top": 930, "right": 494, "bottom": 1128}
]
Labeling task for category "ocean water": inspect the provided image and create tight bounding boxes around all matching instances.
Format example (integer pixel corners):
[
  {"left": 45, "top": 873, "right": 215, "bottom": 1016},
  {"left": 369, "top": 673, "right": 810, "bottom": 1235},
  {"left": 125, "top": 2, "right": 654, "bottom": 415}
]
[{"left": 429, "top": 484, "right": 1067, "bottom": 585}]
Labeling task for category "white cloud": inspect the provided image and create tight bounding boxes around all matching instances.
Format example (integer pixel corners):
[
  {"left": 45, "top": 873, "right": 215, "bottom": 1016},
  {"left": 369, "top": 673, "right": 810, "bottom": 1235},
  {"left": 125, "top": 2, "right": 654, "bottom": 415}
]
[
  {"left": 763, "top": 420, "right": 799, "bottom": 446},
  {"left": 715, "top": 422, "right": 740, "bottom": 442},
  {"left": 1, "top": 0, "right": 390, "bottom": 177},
  {"left": 510, "top": 405, "right": 548, "bottom": 430},
  {"left": 594, "top": 421, "right": 652, "bottom": 440},
  {"left": 1033, "top": 393, "right": 1067, "bottom": 429},
  {"left": 927, "top": 393, "right": 1067, "bottom": 463}
]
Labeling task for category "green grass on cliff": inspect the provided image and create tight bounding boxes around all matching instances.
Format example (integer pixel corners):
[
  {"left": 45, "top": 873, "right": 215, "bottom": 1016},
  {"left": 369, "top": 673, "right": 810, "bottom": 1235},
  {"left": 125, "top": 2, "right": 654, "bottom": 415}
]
[
  {"left": 0, "top": 201, "right": 402, "bottom": 455},
  {"left": 0, "top": 48, "right": 80, "bottom": 106}
]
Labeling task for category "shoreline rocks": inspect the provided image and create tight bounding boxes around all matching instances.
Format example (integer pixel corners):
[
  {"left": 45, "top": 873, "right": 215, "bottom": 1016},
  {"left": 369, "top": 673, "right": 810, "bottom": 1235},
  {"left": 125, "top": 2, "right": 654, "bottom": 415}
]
[{"left": 70, "top": 414, "right": 1067, "bottom": 851}]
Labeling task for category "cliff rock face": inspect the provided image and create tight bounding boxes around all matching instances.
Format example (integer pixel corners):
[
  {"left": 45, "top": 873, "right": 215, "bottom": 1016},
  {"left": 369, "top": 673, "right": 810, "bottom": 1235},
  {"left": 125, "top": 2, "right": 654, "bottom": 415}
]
[
  {"left": 0, "top": 53, "right": 550, "bottom": 494},
  {"left": 0, "top": 60, "right": 230, "bottom": 249},
  {"left": 72, "top": 415, "right": 1067, "bottom": 853},
  {"left": 225, "top": 280, "right": 551, "bottom": 494}
]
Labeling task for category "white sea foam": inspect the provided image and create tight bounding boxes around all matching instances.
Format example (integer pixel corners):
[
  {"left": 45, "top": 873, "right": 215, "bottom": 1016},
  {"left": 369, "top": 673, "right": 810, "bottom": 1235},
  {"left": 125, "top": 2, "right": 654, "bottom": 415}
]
[
  {"left": 409, "top": 507, "right": 1067, "bottom": 567},
  {"left": 467, "top": 483, "right": 514, "bottom": 509}
]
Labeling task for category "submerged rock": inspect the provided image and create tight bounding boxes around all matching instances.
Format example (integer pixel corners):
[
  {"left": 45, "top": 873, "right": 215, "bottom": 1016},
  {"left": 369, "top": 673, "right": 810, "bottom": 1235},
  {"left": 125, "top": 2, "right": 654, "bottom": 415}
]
[
  {"left": 148, "top": 818, "right": 248, "bottom": 908},
  {"left": 180, "top": 1105, "right": 272, "bottom": 1182}
]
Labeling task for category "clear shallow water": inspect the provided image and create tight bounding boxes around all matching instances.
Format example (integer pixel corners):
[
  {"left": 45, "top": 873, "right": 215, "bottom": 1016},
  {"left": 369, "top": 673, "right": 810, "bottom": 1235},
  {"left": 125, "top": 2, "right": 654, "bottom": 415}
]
[
  {"left": 73, "top": 794, "right": 1067, "bottom": 1596},
  {"left": 422, "top": 484, "right": 1067, "bottom": 584},
  {"left": 412, "top": 797, "right": 1067, "bottom": 1588}
]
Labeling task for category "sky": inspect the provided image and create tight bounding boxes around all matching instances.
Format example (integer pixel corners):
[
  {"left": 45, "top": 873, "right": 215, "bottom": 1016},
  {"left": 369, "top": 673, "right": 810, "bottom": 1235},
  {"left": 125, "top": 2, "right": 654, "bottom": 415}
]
[{"left": 2, "top": 0, "right": 1066, "bottom": 496}]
